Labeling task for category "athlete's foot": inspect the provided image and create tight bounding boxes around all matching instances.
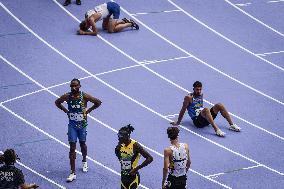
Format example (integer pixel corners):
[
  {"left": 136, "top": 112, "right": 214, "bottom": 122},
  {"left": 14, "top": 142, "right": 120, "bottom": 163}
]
[
  {"left": 82, "top": 161, "right": 88, "bottom": 172},
  {"left": 66, "top": 172, "right": 76, "bottom": 182},
  {"left": 229, "top": 124, "right": 241, "bottom": 132},
  {"left": 63, "top": 0, "right": 71, "bottom": 6},
  {"left": 122, "top": 18, "right": 131, "bottom": 23},
  {"left": 216, "top": 129, "right": 225, "bottom": 137},
  {"left": 76, "top": 0, "right": 81, "bottom": 5},
  {"left": 130, "top": 19, "right": 139, "bottom": 30}
]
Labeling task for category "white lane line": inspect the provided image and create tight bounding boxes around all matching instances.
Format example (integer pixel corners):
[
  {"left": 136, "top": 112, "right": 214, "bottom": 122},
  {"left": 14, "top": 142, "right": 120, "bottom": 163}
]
[
  {"left": 235, "top": 3, "right": 252, "bottom": 7},
  {"left": 267, "top": 0, "right": 284, "bottom": 3},
  {"left": 0, "top": 55, "right": 191, "bottom": 105},
  {"left": 2, "top": 1, "right": 283, "bottom": 177},
  {"left": 0, "top": 75, "right": 92, "bottom": 105},
  {"left": 166, "top": 0, "right": 284, "bottom": 72},
  {"left": 206, "top": 164, "right": 263, "bottom": 178},
  {"left": 256, "top": 50, "right": 284, "bottom": 57},
  {"left": 131, "top": 9, "right": 182, "bottom": 16},
  {"left": 0, "top": 55, "right": 230, "bottom": 189},
  {"left": 0, "top": 151, "right": 66, "bottom": 188},
  {"left": 225, "top": 0, "right": 284, "bottom": 37},
  {"left": 71, "top": 0, "right": 284, "bottom": 141},
  {"left": 119, "top": 2, "right": 284, "bottom": 106},
  {"left": 0, "top": 105, "right": 149, "bottom": 189},
  {"left": 164, "top": 113, "right": 179, "bottom": 119},
  {"left": 141, "top": 55, "right": 192, "bottom": 64}
]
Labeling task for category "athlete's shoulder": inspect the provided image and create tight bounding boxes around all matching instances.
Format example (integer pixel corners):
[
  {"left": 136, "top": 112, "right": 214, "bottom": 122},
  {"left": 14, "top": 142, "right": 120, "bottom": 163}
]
[
  {"left": 60, "top": 93, "right": 70, "bottom": 100},
  {"left": 184, "top": 95, "right": 193, "bottom": 102},
  {"left": 164, "top": 147, "right": 172, "bottom": 155}
]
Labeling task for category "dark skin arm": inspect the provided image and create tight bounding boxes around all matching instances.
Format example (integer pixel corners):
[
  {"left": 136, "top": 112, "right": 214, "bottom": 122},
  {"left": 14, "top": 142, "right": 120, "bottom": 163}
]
[
  {"left": 129, "top": 142, "right": 153, "bottom": 176},
  {"left": 54, "top": 94, "right": 69, "bottom": 114},
  {"left": 171, "top": 95, "right": 192, "bottom": 126},
  {"left": 83, "top": 93, "right": 102, "bottom": 114}
]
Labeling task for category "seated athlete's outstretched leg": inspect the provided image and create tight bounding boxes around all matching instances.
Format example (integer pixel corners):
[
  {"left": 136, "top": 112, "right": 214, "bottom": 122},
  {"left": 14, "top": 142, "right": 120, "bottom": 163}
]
[
  {"left": 69, "top": 142, "right": 76, "bottom": 173},
  {"left": 213, "top": 103, "right": 240, "bottom": 131},
  {"left": 212, "top": 103, "right": 233, "bottom": 125}
]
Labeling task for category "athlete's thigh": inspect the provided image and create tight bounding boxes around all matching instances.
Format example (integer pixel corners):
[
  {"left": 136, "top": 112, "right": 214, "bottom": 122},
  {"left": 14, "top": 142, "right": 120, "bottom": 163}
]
[
  {"left": 107, "top": 18, "right": 117, "bottom": 33},
  {"left": 102, "top": 17, "right": 110, "bottom": 30},
  {"left": 68, "top": 125, "right": 78, "bottom": 143},
  {"left": 78, "top": 127, "right": 87, "bottom": 142}
]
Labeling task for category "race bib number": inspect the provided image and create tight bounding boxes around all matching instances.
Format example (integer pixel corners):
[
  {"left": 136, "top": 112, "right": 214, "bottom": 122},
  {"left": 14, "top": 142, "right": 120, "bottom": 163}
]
[
  {"left": 195, "top": 108, "right": 204, "bottom": 116},
  {"left": 69, "top": 113, "right": 84, "bottom": 121},
  {"left": 121, "top": 160, "right": 131, "bottom": 170}
]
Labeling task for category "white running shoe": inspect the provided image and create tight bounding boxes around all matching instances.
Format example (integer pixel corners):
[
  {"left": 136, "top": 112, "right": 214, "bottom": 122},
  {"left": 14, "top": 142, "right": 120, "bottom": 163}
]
[
  {"left": 66, "top": 172, "right": 76, "bottom": 182},
  {"left": 216, "top": 129, "right": 225, "bottom": 137},
  {"left": 229, "top": 124, "right": 241, "bottom": 132},
  {"left": 82, "top": 161, "right": 88, "bottom": 173}
]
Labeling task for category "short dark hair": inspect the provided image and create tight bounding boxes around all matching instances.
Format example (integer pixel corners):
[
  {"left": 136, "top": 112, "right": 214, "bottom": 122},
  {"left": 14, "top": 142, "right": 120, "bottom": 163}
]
[
  {"left": 193, "top": 81, "right": 202, "bottom": 88},
  {"left": 79, "top": 20, "right": 88, "bottom": 31},
  {"left": 167, "top": 127, "right": 179, "bottom": 140},
  {"left": 0, "top": 149, "right": 18, "bottom": 165},
  {"left": 71, "top": 78, "right": 80, "bottom": 85}
]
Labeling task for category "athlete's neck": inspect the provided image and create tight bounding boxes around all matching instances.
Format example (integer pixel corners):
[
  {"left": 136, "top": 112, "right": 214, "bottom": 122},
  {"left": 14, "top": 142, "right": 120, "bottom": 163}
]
[
  {"left": 170, "top": 139, "right": 179, "bottom": 147},
  {"left": 193, "top": 92, "right": 202, "bottom": 98},
  {"left": 123, "top": 139, "right": 131, "bottom": 146},
  {"left": 71, "top": 91, "right": 81, "bottom": 97}
]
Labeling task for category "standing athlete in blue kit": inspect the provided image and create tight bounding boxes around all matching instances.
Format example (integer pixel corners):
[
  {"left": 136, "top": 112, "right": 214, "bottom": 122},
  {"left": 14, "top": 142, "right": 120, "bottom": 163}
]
[{"left": 55, "top": 78, "right": 102, "bottom": 182}]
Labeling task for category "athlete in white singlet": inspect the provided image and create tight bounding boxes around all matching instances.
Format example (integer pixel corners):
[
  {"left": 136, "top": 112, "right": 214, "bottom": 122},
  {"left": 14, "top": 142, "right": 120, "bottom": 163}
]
[
  {"left": 78, "top": 2, "right": 139, "bottom": 36},
  {"left": 162, "top": 127, "right": 191, "bottom": 189}
]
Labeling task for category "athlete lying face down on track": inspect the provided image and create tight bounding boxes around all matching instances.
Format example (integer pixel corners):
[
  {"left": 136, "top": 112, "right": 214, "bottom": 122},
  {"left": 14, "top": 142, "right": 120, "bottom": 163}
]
[{"left": 78, "top": 1, "right": 139, "bottom": 36}]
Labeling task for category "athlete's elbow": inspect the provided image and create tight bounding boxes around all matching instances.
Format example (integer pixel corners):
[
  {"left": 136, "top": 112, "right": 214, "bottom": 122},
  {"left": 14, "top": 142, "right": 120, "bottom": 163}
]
[{"left": 148, "top": 156, "right": 153, "bottom": 163}]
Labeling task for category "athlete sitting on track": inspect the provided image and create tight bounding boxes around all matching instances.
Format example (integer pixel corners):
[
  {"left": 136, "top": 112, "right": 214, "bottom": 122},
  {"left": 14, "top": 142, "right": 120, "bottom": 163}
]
[
  {"left": 171, "top": 81, "right": 240, "bottom": 137},
  {"left": 115, "top": 124, "right": 153, "bottom": 189},
  {"left": 78, "top": 1, "right": 139, "bottom": 36}
]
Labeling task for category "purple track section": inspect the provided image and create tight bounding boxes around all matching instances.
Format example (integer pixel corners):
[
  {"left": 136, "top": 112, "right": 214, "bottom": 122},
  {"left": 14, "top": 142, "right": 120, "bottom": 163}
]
[{"left": 1, "top": 0, "right": 283, "bottom": 188}]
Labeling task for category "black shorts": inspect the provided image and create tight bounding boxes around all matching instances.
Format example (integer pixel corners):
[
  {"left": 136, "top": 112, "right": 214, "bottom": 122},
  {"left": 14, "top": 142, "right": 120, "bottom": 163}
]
[
  {"left": 166, "top": 174, "right": 187, "bottom": 189},
  {"left": 121, "top": 173, "right": 140, "bottom": 189},
  {"left": 193, "top": 107, "right": 217, "bottom": 128}
]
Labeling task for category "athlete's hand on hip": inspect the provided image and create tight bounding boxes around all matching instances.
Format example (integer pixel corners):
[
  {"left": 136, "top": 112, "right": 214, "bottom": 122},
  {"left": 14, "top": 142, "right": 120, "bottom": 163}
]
[{"left": 129, "top": 168, "right": 138, "bottom": 176}]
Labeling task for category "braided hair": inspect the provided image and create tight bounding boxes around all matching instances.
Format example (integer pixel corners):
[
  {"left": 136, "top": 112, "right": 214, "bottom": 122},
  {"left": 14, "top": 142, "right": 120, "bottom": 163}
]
[{"left": 118, "top": 124, "right": 135, "bottom": 138}]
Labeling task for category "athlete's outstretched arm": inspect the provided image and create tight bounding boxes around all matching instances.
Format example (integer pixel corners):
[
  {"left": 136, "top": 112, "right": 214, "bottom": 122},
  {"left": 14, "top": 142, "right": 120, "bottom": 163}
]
[
  {"left": 162, "top": 148, "right": 171, "bottom": 189},
  {"left": 171, "top": 96, "right": 192, "bottom": 126},
  {"left": 84, "top": 93, "right": 102, "bottom": 114},
  {"left": 129, "top": 143, "right": 153, "bottom": 176},
  {"left": 55, "top": 94, "right": 69, "bottom": 113}
]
